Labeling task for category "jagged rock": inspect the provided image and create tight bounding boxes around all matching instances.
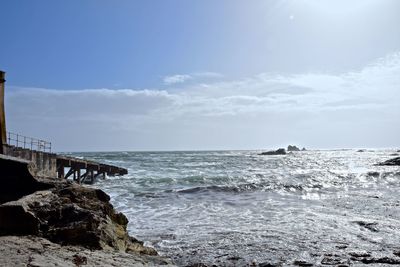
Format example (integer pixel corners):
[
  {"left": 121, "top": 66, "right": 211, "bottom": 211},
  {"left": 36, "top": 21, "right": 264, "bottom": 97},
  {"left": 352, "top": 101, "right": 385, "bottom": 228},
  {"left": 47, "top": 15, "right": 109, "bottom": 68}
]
[
  {"left": 287, "top": 145, "right": 300, "bottom": 152},
  {"left": 259, "top": 148, "right": 286, "bottom": 155},
  {"left": 0, "top": 184, "right": 157, "bottom": 255},
  {"left": 0, "top": 236, "right": 175, "bottom": 267},
  {"left": 367, "top": 171, "right": 380, "bottom": 178},
  {"left": 377, "top": 157, "right": 400, "bottom": 166},
  {"left": 301, "top": 147, "right": 306, "bottom": 151},
  {"left": 357, "top": 149, "right": 366, "bottom": 152},
  {"left": 348, "top": 251, "right": 371, "bottom": 258},
  {"left": 352, "top": 256, "right": 400, "bottom": 265},
  {"left": 259, "top": 262, "right": 282, "bottom": 267},
  {"left": 353, "top": 221, "right": 379, "bottom": 232},
  {"left": 292, "top": 260, "right": 313, "bottom": 266},
  {"left": 0, "top": 154, "right": 160, "bottom": 260}
]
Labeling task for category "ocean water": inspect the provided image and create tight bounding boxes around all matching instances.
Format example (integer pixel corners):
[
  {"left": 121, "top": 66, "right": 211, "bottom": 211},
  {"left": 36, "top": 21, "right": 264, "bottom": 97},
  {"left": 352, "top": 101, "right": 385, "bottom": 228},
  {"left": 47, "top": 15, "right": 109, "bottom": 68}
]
[{"left": 68, "top": 150, "right": 400, "bottom": 266}]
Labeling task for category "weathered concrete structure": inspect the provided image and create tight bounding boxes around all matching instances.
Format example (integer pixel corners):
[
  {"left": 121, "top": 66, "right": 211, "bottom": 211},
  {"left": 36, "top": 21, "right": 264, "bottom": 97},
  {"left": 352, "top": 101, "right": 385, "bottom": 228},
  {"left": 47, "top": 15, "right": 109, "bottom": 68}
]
[
  {"left": 0, "top": 154, "right": 53, "bottom": 204},
  {"left": 2, "top": 144, "right": 57, "bottom": 178}
]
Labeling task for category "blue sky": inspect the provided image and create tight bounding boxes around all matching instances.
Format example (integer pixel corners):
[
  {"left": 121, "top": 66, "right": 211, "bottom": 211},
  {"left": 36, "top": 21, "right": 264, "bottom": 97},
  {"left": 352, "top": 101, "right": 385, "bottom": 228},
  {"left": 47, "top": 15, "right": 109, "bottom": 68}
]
[{"left": 1, "top": 0, "right": 400, "bottom": 151}]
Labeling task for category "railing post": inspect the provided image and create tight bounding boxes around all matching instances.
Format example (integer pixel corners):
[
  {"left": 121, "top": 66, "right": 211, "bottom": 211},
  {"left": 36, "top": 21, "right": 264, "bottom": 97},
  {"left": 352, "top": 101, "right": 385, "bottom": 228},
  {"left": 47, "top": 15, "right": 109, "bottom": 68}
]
[
  {"left": 0, "top": 71, "right": 6, "bottom": 154},
  {"left": 4, "top": 131, "right": 52, "bottom": 153}
]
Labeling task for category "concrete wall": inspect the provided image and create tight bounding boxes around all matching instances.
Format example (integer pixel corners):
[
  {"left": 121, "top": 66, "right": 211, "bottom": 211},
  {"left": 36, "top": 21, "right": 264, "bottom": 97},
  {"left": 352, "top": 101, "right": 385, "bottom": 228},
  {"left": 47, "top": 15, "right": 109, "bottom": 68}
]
[
  {"left": 2, "top": 144, "right": 57, "bottom": 178},
  {"left": 0, "top": 154, "right": 52, "bottom": 204}
]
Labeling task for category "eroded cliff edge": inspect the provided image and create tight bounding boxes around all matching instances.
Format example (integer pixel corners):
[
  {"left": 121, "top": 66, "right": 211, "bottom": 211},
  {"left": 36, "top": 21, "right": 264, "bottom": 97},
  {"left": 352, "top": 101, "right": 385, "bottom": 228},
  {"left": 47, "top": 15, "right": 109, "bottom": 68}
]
[{"left": 0, "top": 154, "right": 175, "bottom": 266}]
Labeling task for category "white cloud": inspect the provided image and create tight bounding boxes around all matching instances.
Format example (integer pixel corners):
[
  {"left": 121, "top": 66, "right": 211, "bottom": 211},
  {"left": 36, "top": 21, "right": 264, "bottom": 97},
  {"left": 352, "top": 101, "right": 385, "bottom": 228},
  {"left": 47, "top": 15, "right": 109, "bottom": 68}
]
[
  {"left": 163, "top": 74, "right": 192, "bottom": 85},
  {"left": 5, "top": 52, "right": 400, "bottom": 151},
  {"left": 192, "top": 72, "right": 224, "bottom": 78},
  {"left": 163, "top": 72, "right": 223, "bottom": 85}
]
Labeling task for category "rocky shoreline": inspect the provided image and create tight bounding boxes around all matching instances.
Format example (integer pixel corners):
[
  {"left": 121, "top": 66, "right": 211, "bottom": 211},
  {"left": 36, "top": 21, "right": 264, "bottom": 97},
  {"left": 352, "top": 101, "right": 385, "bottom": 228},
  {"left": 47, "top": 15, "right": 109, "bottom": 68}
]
[{"left": 0, "top": 155, "right": 176, "bottom": 267}]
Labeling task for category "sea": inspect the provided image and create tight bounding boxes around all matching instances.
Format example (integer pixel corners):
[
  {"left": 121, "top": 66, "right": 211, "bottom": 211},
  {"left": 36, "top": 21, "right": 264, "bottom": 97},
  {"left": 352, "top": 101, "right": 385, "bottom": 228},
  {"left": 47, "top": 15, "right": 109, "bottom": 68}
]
[{"left": 67, "top": 149, "right": 400, "bottom": 266}]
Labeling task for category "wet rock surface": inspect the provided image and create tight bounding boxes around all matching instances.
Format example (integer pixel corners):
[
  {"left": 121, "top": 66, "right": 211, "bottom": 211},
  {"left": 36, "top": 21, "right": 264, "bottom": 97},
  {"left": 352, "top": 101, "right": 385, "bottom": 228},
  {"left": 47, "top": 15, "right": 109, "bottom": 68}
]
[
  {"left": 259, "top": 148, "right": 286, "bottom": 155},
  {"left": 287, "top": 145, "right": 301, "bottom": 152},
  {"left": 377, "top": 156, "right": 400, "bottom": 166}
]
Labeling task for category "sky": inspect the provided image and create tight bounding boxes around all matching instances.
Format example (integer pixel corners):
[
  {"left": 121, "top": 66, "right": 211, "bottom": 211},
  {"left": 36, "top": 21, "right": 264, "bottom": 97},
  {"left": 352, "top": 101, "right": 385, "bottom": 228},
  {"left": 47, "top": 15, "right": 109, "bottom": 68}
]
[{"left": 1, "top": 0, "right": 400, "bottom": 151}]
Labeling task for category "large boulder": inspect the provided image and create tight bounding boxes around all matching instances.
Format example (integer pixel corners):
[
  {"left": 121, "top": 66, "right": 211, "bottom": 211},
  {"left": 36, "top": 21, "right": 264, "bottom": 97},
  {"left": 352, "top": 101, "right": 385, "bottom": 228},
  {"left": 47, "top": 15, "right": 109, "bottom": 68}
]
[
  {"left": 0, "top": 155, "right": 157, "bottom": 256},
  {"left": 0, "top": 184, "right": 157, "bottom": 255}
]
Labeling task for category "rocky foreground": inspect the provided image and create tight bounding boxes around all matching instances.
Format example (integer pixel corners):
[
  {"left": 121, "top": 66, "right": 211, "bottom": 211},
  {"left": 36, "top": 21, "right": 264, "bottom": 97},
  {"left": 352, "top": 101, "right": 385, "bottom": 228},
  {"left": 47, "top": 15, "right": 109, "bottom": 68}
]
[
  {"left": 0, "top": 155, "right": 175, "bottom": 267},
  {"left": 0, "top": 236, "right": 173, "bottom": 267}
]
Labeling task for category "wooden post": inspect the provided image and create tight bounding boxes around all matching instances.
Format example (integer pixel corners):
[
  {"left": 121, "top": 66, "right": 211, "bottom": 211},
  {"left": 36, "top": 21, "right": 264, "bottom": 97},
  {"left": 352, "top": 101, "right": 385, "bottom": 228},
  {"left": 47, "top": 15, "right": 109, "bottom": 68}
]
[
  {"left": 90, "top": 169, "right": 94, "bottom": 183},
  {"left": 76, "top": 168, "right": 81, "bottom": 183},
  {"left": 58, "top": 166, "right": 65, "bottom": 179},
  {"left": 0, "top": 71, "right": 6, "bottom": 154}
]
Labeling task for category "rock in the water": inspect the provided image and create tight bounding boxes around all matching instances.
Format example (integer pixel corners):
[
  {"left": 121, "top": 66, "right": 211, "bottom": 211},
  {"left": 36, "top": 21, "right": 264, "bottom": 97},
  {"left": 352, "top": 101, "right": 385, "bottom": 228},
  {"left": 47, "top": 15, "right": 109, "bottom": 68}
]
[
  {"left": 293, "top": 260, "right": 313, "bottom": 266},
  {"left": 259, "top": 148, "right": 286, "bottom": 155},
  {"left": 377, "top": 157, "right": 400, "bottom": 166},
  {"left": 355, "top": 256, "right": 400, "bottom": 265},
  {"left": 259, "top": 262, "right": 282, "bottom": 267},
  {"left": 353, "top": 221, "right": 379, "bottom": 232},
  {"left": 357, "top": 149, "right": 366, "bottom": 152},
  {"left": 287, "top": 145, "right": 300, "bottom": 152}
]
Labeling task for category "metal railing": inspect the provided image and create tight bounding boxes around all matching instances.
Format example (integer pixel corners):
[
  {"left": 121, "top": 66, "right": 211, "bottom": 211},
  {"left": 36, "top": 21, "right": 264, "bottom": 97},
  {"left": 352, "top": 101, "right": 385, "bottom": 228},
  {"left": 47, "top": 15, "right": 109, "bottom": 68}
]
[{"left": 6, "top": 131, "right": 52, "bottom": 153}]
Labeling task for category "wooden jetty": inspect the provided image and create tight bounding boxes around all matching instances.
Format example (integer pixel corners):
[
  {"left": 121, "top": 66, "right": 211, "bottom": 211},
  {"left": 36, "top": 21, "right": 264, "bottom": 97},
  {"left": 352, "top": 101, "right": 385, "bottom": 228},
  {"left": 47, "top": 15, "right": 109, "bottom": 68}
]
[
  {"left": 57, "top": 155, "right": 128, "bottom": 184},
  {"left": 0, "top": 70, "right": 128, "bottom": 184}
]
